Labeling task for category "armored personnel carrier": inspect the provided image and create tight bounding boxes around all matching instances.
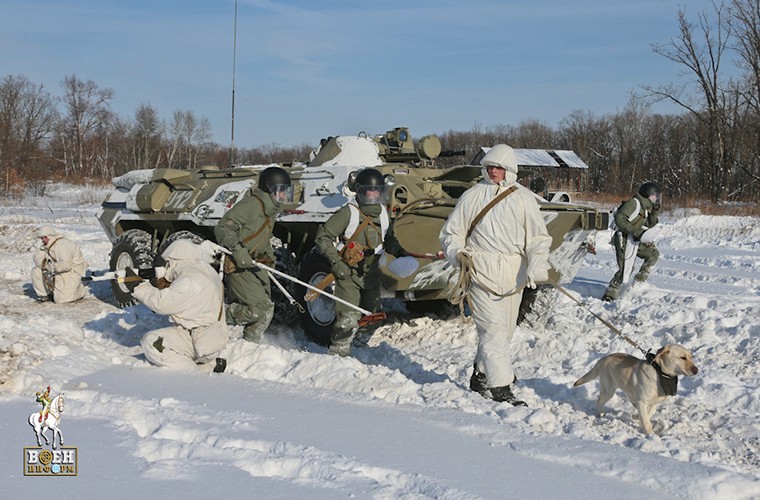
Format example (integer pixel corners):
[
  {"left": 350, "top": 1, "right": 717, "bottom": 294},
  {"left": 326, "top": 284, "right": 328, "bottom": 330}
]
[{"left": 97, "top": 127, "right": 608, "bottom": 344}]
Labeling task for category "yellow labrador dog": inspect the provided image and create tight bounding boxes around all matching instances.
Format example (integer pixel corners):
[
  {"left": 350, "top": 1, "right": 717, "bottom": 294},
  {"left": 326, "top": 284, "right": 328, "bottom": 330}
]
[{"left": 573, "top": 344, "right": 699, "bottom": 435}]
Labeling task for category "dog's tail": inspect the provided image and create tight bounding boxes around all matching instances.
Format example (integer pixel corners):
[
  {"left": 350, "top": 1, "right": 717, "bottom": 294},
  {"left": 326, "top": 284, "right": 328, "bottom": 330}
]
[{"left": 573, "top": 362, "right": 601, "bottom": 387}]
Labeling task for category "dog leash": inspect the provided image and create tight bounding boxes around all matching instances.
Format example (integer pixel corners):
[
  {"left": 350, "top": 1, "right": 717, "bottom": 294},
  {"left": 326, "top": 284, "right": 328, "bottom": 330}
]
[{"left": 548, "top": 278, "right": 649, "bottom": 357}]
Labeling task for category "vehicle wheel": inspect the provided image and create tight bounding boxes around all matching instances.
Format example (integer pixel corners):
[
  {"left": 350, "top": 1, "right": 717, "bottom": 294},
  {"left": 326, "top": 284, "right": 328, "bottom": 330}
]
[
  {"left": 271, "top": 246, "right": 300, "bottom": 326},
  {"left": 154, "top": 230, "right": 206, "bottom": 267},
  {"left": 109, "top": 229, "right": 154, "bottom": 307},
  {"left": 296, "top": 248, "right": 335, "bottom": 345}
]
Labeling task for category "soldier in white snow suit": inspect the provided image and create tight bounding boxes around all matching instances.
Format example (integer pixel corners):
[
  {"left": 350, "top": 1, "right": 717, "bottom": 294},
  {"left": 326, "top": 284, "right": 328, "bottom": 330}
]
[
  {"left": 440, "top": 144, "right": 552, "bottom": 406},
  {"left": 31, "top": 226, "right": 87, "bottom": 303},
  {"left": 130, "top": 240, "right": 228, "bottom": 373}
]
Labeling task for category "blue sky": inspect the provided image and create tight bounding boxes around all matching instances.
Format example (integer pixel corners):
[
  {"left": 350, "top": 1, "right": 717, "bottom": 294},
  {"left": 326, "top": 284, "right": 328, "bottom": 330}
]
[{"left": 2, "top": 0, "right": 717, "bottom": 147}]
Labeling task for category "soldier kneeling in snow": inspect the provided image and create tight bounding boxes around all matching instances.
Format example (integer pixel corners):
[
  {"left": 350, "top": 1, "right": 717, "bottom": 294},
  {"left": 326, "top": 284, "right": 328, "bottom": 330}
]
[
  {"left": 31, "top": 226, "right": 87, "bottom": 303},
  {"left": 129, "top": 240, "right": 228, "bottom": 373}
]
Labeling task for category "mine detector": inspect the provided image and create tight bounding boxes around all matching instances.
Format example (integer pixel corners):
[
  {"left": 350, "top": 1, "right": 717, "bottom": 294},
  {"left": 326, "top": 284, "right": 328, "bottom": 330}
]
[{"left": 97, "top": 127, "right": 608, "bottom": 344}]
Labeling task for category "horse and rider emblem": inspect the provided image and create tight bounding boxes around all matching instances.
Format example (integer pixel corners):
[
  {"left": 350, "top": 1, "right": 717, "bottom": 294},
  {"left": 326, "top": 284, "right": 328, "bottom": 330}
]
[
  {"left": 24, "top": 385, "right": 77, "bottom": 476},
  {"left": 29, "top": 386, "right": 65, "bottom": 449}
]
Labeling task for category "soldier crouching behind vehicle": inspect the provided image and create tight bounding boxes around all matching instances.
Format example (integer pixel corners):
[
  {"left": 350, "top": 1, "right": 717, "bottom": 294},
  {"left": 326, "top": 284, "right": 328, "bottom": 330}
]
[
  {"left": 129, "top": 240, "right": 228, "bottom": 373},
  {"left": 214, "top": 166, "right": 293, "bottom": 342},
  {"left": 31, "top": 226, "right": 87, "bottom": 303},
  {"left": 315, "top": 168, "right": 408, "bottom": 357}
]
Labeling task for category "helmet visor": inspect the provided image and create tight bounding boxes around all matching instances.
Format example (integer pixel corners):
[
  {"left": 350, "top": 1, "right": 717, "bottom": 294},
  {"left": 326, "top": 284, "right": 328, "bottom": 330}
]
[
  {"left": 268, "top": 183, "right": 294, "bottom": 203},
  {"left": 355, "top": 184, "right": 387, "bottom": 205}
]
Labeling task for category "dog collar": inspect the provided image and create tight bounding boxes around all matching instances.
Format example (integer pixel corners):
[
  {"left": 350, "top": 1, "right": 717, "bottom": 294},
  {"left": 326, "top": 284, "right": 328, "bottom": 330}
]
[{"left": 651, "top": 360, "right": 679, "bottom": 396}]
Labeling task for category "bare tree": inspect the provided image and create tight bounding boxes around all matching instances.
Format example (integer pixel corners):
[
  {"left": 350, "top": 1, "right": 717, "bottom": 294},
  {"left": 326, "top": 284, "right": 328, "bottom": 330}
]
[
  {"left": 56, "top": 75, "right": 114, "bottom": 177},
  {"left": 512, "top": 119, "right": 556, "bottom": 148},
  {"left": 131, "top": 103, "right": 164, "bottom": 170},
  {"left": 0, "top": 75, "right": 58, "bottom": 196},
  {"left": 557, "top": 110, "right": 614, "bottom": 193},
  {"left": 165, "top": 110, "right": 212, "bottom": 169},
  {"left": 729, "top": 0, "right": 760, "bottom": 194},
  {"left": 647, "top": 4, "right": 735, "bottom": 200}
]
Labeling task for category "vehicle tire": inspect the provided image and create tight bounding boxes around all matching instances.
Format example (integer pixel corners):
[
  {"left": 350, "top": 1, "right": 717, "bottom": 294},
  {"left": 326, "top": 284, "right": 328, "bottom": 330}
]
[
  {"left": 271, "top": 246, "right": 300, "bottom": 326},
  {"left": 296, "top": 248, "right": 335, "bottom": 345},
  {"left": 109, "top": 229, "right": 154, "bottom": 307},
  {"left": 153, "top": 230, "right": 206, "bottom": 267}
]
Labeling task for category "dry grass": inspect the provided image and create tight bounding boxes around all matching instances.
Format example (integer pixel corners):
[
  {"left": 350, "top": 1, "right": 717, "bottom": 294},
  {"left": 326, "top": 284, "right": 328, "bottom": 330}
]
[{"left": 575, "top": 192, "right": 760, "bottom": 216}]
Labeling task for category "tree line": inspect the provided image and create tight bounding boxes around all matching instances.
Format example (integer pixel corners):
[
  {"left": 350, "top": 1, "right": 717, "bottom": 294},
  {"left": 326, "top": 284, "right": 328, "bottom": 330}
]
[{"left": 1, "top": 1, "right": 758, "bottom": 202}]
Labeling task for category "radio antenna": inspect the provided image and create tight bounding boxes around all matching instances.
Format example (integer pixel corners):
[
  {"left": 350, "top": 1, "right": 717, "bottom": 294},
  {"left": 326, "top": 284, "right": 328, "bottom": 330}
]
[{"left": 229, "top": 0, "right": 238, "bottom": 165}]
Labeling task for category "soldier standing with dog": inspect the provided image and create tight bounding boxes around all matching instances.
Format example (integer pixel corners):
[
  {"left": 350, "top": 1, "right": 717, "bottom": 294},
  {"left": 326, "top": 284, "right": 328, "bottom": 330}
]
[
  {"left": 214, "top": 166, "right": 293, "bottom": 342},
  {"left": 440, "top": 145, "right": 552, "bottom": 406}
]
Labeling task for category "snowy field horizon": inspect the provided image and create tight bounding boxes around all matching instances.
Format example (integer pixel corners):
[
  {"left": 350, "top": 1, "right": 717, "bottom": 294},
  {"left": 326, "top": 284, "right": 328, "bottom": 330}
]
[{"left": 0, "top": 183, "right": 758, "bottom": 499}]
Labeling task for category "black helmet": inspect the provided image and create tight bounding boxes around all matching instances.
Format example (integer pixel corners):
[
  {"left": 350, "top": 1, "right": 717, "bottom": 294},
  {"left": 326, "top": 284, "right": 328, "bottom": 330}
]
[
  {"left": 258, "top": 166, "right": 291, "bottom": 192},
  {"left": 258, "top": 166, "right": 293, "bottom": 203},
  {"left": 353, "top": 168, "right": 387, "bottom": 205},
  {"left": 638, "top": 182, "right": 662, "bottom": 198},
  {"left": 355, "top": 168, "right": 384, "bottom": 189}
]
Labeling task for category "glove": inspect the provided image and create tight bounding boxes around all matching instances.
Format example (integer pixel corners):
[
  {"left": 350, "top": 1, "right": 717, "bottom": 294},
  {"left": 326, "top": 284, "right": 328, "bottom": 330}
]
[
  {"left": 124, "top": 268, "right": 143, "bottom": 293},
  {"left": 231, "top": 246, "right": 255, "bottom": 269},
  {"left": 333, "top": 260, "right": 351, "bottom": 280},
  {"left": 525, "top": 261, "right": 549, "bottom": 289},
  {"left": 653, "top": 203, "right": 661, "bottom": 212},
  {"left": 151, "top": 277, "right": 171, "bottom": 290}
]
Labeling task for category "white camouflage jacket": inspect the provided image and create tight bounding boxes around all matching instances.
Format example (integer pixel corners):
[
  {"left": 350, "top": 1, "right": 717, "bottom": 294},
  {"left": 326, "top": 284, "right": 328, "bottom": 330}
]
[
  {"left": 439, "top": 173, "right": 552, "bottom": 295},
  {"left": 133, "top": 260, "right": 224, "bottom": 331}
]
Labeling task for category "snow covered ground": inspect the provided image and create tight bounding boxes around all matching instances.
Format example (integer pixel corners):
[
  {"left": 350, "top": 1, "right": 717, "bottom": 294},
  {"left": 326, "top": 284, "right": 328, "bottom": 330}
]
[{"left": 1, "top": 184, "right": 758, "bottom": 499}]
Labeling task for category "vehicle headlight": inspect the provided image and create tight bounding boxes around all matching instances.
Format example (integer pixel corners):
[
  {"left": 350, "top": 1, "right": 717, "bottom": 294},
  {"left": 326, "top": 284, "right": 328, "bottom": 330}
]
[{"left": 383, "top": 174, "right": 396, "bottom": 188}]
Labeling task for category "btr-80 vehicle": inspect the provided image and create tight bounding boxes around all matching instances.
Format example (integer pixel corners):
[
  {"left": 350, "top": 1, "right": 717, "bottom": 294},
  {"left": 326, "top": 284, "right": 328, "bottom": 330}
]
[{"left": 97, "top": 127, "right": 608, "bottom": 344}]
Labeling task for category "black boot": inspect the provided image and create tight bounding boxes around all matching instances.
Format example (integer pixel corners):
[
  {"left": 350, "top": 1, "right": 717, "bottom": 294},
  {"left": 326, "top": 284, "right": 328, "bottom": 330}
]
[
  {"left": 469, "top": 365, "right": 488, "bottom": 397},
  {"left": 470, "top": 365, "right": 517, "bottom": 398},
  {"left": 489, "top": 385, "right": 527, "bottom": 407},
  {"left": 213, "top": 358, "right": 227, "bottom": 373}
]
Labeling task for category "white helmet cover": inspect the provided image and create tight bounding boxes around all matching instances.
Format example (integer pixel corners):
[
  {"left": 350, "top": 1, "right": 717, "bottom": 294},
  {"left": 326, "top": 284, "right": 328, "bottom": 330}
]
[
  {"left": 161, "top": 239, "right": 203, "bottom": 262},
  {"left": 480, "top": 144, "right": 518, "bottom": 174},
  {"left": 36, "top": 226, "right": 58, "bottom": 238}
]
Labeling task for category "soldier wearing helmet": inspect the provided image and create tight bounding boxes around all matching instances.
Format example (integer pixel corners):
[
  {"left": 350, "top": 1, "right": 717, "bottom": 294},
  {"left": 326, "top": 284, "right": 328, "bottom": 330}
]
[
  {"left": 130, "top": 239, "right": 228, "bottom": 373},
  {"left": 214, "top": 166, "right": 293, "bottom": 342},
  {"left": 30, "top": 226, "right": 88, "bottom": 303},
  {"left": 315, "top": 168, "right": 407, "bottom": 357},
  {"left": 602, "top": 181, "right": 663, "bottom": 301}
]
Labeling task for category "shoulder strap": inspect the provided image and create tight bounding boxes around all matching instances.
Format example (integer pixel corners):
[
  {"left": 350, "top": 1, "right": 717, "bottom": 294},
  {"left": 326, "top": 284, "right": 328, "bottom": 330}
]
[
  {"left": 241, "top": 196, "right": 272, "bottom": 247},
  {"left": 344, "top": 204, "right": 374, "bottom": 243},
  {"left": 628, "top": 198, "right": 644, "bottom": 226},
  {"left": 467, "top": 185, "right": 518, "bottom": 239},
  {"left": 46, "top": 238, "right": 60, "bottom": 255}
]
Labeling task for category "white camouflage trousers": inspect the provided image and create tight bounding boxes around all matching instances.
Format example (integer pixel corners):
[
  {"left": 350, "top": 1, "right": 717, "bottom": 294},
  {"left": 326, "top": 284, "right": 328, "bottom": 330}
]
[
  {"left": 141, "top": 322, "right": 227, "bottom": 372},
  {"left": 469, "top": 281, "right": 523, "bottom": 388}
]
